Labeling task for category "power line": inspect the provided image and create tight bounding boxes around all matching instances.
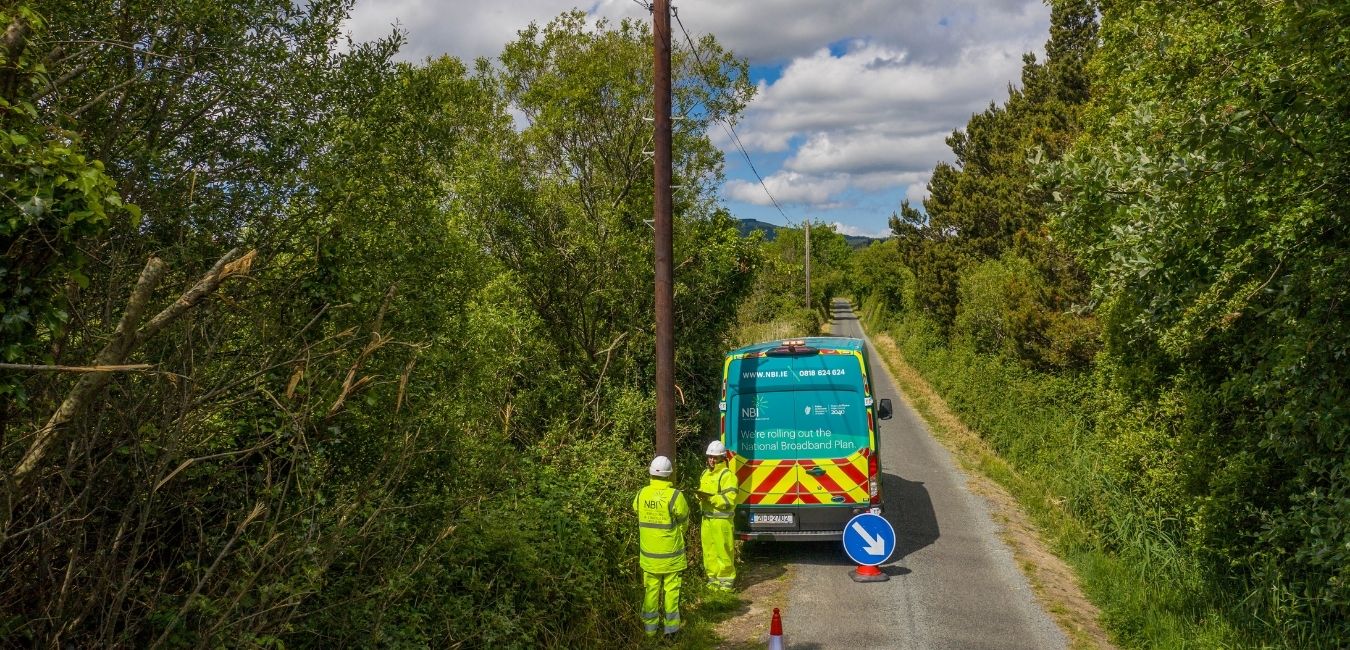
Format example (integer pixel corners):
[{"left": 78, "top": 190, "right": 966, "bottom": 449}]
[{"left": 670, "top": 5, "right": 798, "bottom": 228}]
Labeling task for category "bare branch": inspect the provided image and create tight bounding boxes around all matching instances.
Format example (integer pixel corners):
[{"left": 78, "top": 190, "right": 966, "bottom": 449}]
[
  {"left": 7, "top": 256, "right": 166, "bottom": 491},
  {"left": 395, "top": 356, "right": 417, "bottom": 414},
  {"left": 69, "top": 74, "right": 140, "bottom": 118},
  {"left": 152, "top": 443, "right": 272, "bottom": 494},
  {"left": 134, "top": 248, "right": 250, "bottom": 347},
  {"left": 148, "top": 501, "right": 266, "bottom": 650},
  {"left": 5, "top": 248, "right": 252, "bottom": 498},
  {"left": 324, "top": 285, "right": 396, "bottom": 419},
  {"left": 0, "top": 363, "right": 153, "bottom": 373},
  {"left": 31, "top": 58, "right": 92, "bottom": 103}
]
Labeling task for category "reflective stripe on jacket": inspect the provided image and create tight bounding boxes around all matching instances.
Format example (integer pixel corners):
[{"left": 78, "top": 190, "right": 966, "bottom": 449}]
[{"left": 633, "top": 478, "right": 690, "bottom": 573}]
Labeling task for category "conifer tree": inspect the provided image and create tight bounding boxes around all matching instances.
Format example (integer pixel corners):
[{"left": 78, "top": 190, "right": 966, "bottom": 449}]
[{"left": 891, "top": 0, "right": 1099, "bottom": 367}]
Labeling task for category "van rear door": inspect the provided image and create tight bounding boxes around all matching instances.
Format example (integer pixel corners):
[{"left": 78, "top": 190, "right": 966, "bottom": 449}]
[
  {"left": 797, "top": 452, "right": 870, "bottom": 506},
  {"left": 726, "top": 349, "right": 871, "bottom": 506}
]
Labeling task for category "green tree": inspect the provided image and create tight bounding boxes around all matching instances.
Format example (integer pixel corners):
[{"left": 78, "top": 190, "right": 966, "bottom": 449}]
[
  {"left": 889, "top": 198, "right": 964, "bottom": 331},
  {"left": 809, "top": 224, "right": 852, "bottom": 315},
  {"left": 890, "top": 0, "right": 1098, "bottom": 362},
  {"left": 0, "top": 1, "right": 458, "bottom": 644},
  {"left": 731, "top": 221, "right": 849, "bottom": 338},
  {"left": 0, "top": 6, "right": 136, "bottom": 425},
  {"left": 1049, "top": 0, "right": 1349, "bottom": 638},
  {"left": 475, "top": 11, "right": 755, "bottom": 438},
  {"left": 0, "top": 3, "right": 764, "bottom": 646},
  {"left": 849, "top": 239, "right": 916, "bottom": 324},
  {"left": 953, "top": 254, "right": 1047, "bottom": 361}
]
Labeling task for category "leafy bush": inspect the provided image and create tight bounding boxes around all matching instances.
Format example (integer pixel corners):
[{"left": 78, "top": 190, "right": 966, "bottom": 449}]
[
  {"left": 953, "top": 254, "right": 1047, "bottom": 362},
  {"left": 850, "top": 240, "right": 916, "bottom": 316},
  {"left": 1048, "top": 0, "right": 1350, "bottom": 639},
  {"left": 952, "top": 253, "right": 1100, "bottom": 370},
  {"left": 0, "top": 5, "right": 757, "bottom": 648},
  {"left": 0, "top": 5, "right": 136, "bottom": 393}
]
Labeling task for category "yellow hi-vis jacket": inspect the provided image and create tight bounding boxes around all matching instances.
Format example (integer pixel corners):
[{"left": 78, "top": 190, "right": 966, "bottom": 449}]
[
  {"left": 633, "top": 477, "right": 690, "bottom": 573},
  {"left": 698, "top": 466, "right": 737, "bottom": 518}
]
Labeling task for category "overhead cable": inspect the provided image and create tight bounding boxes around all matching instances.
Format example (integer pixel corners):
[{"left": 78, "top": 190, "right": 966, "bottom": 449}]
[{"left": 671, "top": 5, "right": 798, "bottom": 228}]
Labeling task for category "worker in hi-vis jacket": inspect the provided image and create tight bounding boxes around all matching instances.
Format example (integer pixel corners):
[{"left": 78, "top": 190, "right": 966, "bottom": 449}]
[
  {"left": 633, "top": 455, "right": 689, "bottom": 637},
  {"left": 697, "top": 440, "right": 738, "bottom": 590}
]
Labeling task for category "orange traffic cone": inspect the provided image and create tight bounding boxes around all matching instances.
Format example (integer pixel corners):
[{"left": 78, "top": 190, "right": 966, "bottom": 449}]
[{"left": 767, "top": 607, "right": 784, "bottom": 650}]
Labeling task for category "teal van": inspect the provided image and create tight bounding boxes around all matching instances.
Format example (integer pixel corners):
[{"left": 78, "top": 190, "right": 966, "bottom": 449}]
[{"left": 719, "top": 337, "right": 893, "bottom": 541}]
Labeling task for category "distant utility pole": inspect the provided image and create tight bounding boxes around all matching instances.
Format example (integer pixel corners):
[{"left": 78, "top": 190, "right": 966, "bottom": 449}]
[
  {"left": 652, "top": 0, "right": 675, "bottom": 461},
  {"left": 804, "top": 219, "right": 812, "bottom": 311}
]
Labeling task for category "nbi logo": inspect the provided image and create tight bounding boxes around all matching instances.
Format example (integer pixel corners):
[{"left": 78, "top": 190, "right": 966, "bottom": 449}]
[{"left": 741, "top": 395, "right": 769, "bottom": 420}]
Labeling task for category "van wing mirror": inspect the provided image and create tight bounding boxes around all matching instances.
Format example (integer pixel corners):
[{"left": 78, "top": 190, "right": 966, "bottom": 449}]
[{"left": 878, "top": 398, "right": 893, "bottom": 420}]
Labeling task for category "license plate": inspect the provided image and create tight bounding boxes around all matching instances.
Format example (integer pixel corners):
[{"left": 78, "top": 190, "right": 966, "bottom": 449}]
[{"left": 750, "top": 513, "right": 793, "bottom": 525}]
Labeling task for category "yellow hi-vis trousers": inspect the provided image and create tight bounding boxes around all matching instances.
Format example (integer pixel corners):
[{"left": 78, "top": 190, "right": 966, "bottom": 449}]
[
  {"left": 701, "top": 516, "right": 736, "bottom": 590},
  {"left": 641, "top": 571, "right": 682, "bottom": 636}
]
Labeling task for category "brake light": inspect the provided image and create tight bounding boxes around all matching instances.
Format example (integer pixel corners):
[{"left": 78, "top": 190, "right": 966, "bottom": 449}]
[{"left": 868, "top": 453, "right": 880, "bottom": 505}]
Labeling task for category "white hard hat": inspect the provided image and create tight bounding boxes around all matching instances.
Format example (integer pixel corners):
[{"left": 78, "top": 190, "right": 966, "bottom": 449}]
[
  {"left": 705, "top": 440, "right": 726, "bottom": 456},
  {"left": 649, "top": 455, "right": 673, "bottom": 477}
]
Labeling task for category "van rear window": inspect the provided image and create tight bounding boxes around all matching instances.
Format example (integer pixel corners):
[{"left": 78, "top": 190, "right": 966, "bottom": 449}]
[
  {"left": 727, "top": 352, "right": 868, "bottom": 461},
  {"left": 730, "top": 389, "right": 867, "bottom": 460}
]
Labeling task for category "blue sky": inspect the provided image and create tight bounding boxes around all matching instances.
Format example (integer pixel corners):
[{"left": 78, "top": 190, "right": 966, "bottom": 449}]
[{"left": 345, "top": 0, "right": 1052, "bottom": 239}]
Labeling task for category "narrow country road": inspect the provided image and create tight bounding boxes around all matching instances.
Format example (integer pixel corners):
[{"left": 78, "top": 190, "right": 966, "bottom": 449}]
[{"left": 761, "top": 299, "right": 1065, "bottom": 649}]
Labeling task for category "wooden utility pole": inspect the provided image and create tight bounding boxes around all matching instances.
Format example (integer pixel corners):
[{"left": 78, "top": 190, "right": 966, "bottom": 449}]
[
  {"left": 804, "top": 219, "right": 812, "bottom": 311},
  {"left": 652, "top": 0, "right": 675, "bottom": 461}
]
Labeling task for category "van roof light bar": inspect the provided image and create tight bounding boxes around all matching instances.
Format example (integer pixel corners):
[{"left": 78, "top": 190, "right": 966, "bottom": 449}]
[{"left": 767, "top": 339, "right": 818, "bottom": 356}]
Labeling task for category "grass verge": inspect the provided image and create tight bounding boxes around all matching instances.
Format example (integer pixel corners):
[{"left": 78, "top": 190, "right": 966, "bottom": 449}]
[
  {"left": 865, "top": 329, "right": 1114, "bottom": 649},
  {"left": 859, "top": 302, "right": 1260, "bottom": 648}
]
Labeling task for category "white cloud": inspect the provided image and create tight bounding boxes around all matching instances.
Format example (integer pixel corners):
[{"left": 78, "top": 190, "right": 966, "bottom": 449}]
[
  {"left": 831, "top": 222, "right": 890, "bottom": 239},
  {"left": 850, "top": 170, "right": 932, "bottom": 193},
  {"left": 786, "top": 131, "right": 952, "bottom": 175},
  {"left": 711, "top": 35, "right": 1034, "bottom": 210},
  {"left": 636, "top": 0, "right": 1047, "bottom": 66},
  {"left": 723, "top": 172, "right": 849, "bottom": 207},
  {"left": 905, "top": 182, "right": 932, "bottom": 204},
  {"left": 345, "top": 0, "right": 582, "bottom": 63},
  {"left": 749, "top": 41, "right": 1029, "bottom": 137},
  {"left": 342, "top": 0, "right": 1053, "bottom": 224},
  {"left": 345, "top": 1, "right": 1049, "bottom": 71},
  {"left": 720, "top": 26, "right": 1042, "bottom": 209}
]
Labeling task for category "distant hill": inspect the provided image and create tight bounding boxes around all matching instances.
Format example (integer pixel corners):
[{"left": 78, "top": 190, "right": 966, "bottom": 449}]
[
  {"left": 735, "top": 218, "right": 884, "bottom": 249},
  {"left": 841, "top": 234, "right": 885, "bottom": 249},
  {"left": 735, "top": 218, "right": 780, "bottom": 240}
]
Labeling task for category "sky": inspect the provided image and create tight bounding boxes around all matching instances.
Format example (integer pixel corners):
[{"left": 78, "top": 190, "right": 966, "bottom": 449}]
[{"left": 344, "top": 1, "right": 1052, "bottom": 239}]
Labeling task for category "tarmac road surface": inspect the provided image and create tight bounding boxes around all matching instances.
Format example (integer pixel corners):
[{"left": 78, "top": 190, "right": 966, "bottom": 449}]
[{"left": 758, "top": 299, "right": 1065, "bottom": 650}]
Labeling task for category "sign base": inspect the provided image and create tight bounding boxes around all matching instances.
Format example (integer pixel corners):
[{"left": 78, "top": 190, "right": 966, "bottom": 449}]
[{"left": 850, "top": 564, "right": 889, "bottom": 583}]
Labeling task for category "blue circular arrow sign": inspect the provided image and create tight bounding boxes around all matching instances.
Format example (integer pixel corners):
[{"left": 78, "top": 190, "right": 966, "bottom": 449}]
[{"left": 842, "top": 513, "right": 896, "bottom": 566}]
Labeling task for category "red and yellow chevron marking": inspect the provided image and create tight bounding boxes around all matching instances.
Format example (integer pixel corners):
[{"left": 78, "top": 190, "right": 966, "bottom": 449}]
[
  {"left": 798, "top": 451, "right": 869, "bottom": 504},
  {"left": 728, "top": 449, "right": 870, "bottom": 505},
  {"left": 733, "top": 456, "right": 794, "bottom": 505}
]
